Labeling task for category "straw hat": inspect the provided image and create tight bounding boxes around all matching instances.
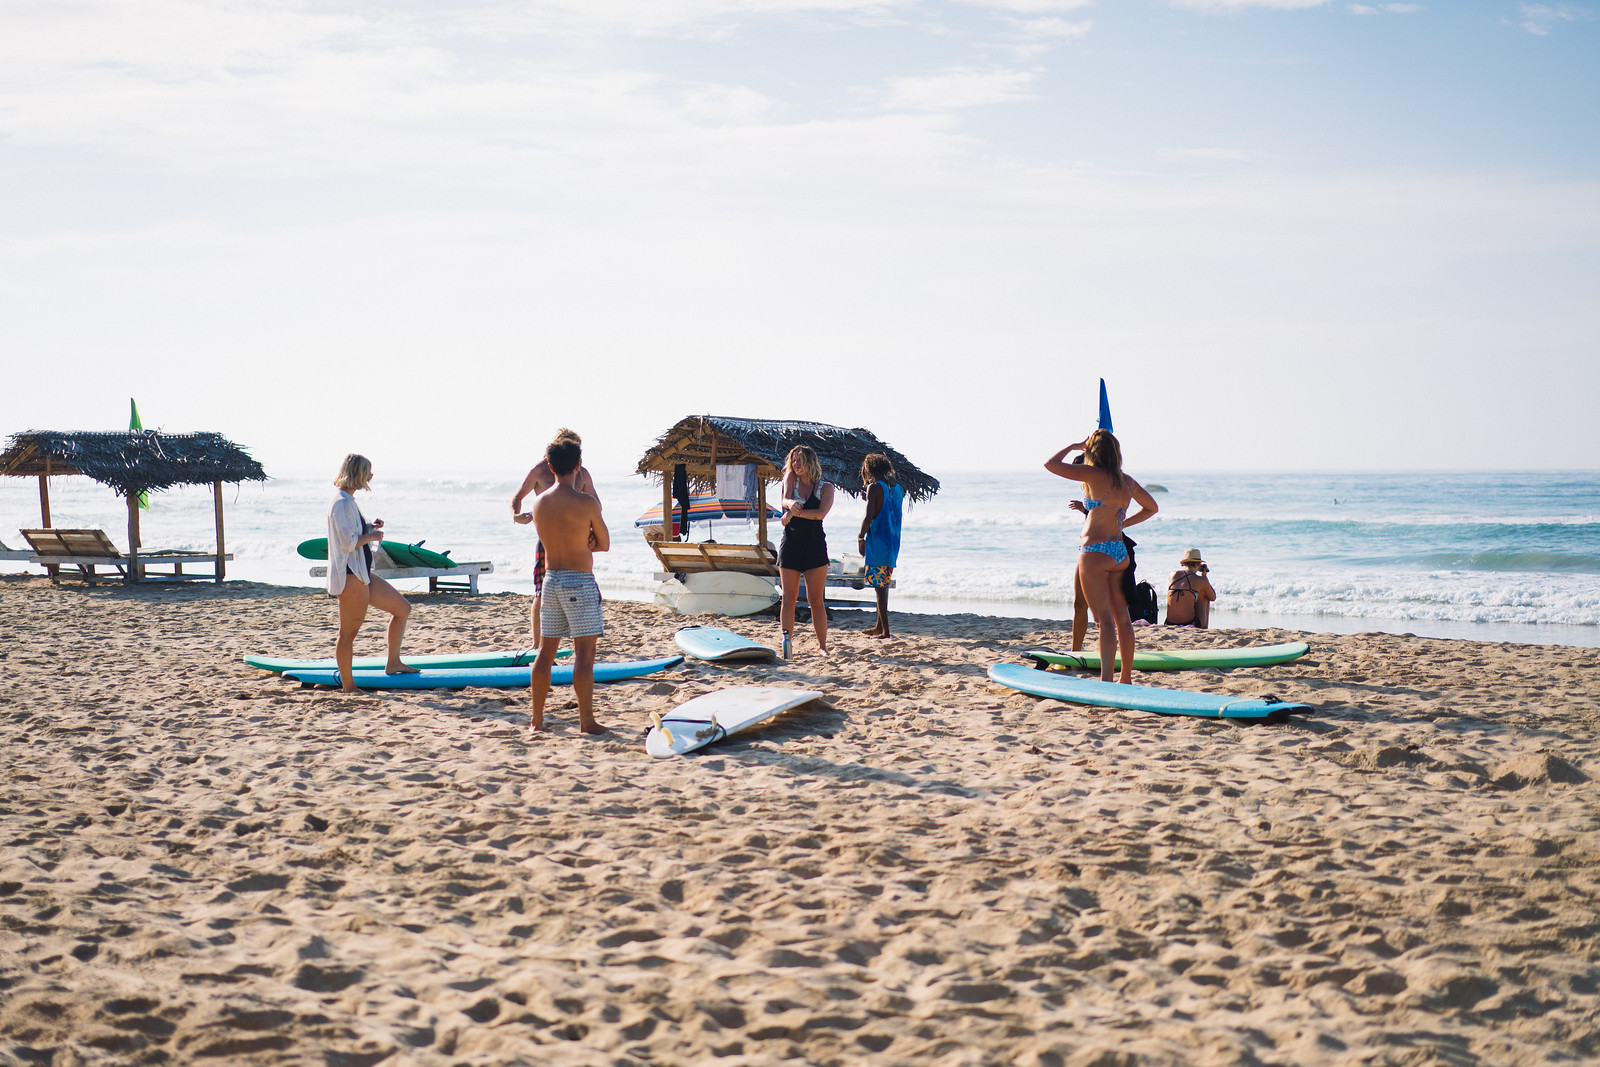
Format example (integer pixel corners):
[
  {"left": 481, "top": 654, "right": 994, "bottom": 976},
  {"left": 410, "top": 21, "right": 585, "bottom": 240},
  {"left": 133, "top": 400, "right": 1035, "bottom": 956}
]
[{"left": 1180, "top": 548, "right": 1205, "bottom": 565}]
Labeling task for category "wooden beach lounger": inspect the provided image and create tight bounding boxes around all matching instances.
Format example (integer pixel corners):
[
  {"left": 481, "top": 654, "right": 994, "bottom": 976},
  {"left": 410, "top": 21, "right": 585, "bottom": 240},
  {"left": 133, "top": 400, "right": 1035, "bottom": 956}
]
[
  {"left": 650, "top": 541, "right": 780, "bottom": 577},
  {"left": 22, "top": 528, "right": 233, "bottom": 585}
]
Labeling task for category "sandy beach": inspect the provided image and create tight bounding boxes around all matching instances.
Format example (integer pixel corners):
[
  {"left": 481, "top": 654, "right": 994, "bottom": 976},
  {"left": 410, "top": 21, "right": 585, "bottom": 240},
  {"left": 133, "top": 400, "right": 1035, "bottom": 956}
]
[{"left": 2, "top": 574, "right": 1597, "bottom": 1066}]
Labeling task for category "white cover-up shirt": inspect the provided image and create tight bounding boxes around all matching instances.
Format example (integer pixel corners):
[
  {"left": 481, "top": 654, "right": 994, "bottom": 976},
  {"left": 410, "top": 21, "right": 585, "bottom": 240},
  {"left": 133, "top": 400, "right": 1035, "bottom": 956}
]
[{"left": 327, "top": 490, "right": 369, "bottom": 595}]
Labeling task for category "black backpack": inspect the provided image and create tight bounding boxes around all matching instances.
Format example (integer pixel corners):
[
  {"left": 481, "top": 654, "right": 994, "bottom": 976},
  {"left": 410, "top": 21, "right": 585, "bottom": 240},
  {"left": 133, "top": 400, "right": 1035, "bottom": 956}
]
[
  {"left": 1128, "top": 581, "right": 1160, "bottom": 625},
  {"left": 1118, "top": 535, "right": 1160, "bottom": 624}
]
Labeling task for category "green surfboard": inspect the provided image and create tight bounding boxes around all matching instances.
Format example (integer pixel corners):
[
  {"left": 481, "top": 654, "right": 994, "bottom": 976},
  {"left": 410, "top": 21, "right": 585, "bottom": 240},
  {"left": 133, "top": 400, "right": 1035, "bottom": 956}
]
[
  {"left": 1021, "top": 641, "right": 1308, "bottom": 672},
  {"left": 296, "top": 537, "right": 454, "bottom": 568}
]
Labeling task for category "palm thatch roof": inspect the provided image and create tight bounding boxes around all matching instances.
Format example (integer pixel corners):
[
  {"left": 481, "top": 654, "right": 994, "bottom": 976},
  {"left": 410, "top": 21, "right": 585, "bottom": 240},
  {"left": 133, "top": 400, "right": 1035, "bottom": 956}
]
[
  {"left": 0, "top": 430, "right": 268, "bottom": 495},
  {"left": 637, "top": 416, "right": 939, "bottom": 502}
]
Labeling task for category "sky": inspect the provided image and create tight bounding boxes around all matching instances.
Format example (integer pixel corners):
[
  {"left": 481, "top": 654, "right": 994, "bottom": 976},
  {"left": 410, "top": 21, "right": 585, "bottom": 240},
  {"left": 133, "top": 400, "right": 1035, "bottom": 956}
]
[{"left": 1, "top": 0, "right": 1596, "bottom": 478}]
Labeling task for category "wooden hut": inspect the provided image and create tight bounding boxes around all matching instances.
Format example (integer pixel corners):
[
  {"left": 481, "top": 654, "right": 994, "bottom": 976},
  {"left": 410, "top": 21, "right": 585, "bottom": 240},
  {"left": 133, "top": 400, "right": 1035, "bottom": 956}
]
[
  {"left": 635, "top": 416, "right": 939, "bottom": 577},
  {"left": 0, "top": 430, "right": 267, "bottom": 584}
]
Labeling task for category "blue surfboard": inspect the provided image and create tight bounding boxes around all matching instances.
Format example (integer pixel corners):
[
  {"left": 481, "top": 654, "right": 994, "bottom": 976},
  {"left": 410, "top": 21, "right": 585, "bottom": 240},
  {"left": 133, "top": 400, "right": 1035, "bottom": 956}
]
[
  {"left": 988, "top": 662, "right": 1308, "bottom": 722},
  {"left": 286, "top": 656, "right": 683, "bottom": 690},
  {"left": 674, "top": 627, "right": 777, "bottom": 662},
  {"left": 246, "top": 649, "right": 569, "bottom": 673}
]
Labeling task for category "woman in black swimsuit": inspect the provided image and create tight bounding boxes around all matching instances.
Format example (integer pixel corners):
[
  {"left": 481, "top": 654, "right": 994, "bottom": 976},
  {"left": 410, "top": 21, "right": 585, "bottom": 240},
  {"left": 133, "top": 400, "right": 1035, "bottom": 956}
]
[{"left": 777, "top": 445, "right": 834, "bottom": 658}]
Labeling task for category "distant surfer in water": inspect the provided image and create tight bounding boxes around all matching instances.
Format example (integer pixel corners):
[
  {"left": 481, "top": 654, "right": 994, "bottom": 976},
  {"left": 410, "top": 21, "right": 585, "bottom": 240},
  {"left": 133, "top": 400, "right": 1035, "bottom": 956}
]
[
  {"left": 778, "top": 445, "right": 834, "bottom": 658},
  {"left": 1045, "top": 431, "right": 1159, "bottom": 683},
  {"left": 857, "top": 453, "right": 904, "bottom": 639},
  {"left": 527, "top": 435, "right": 610, "bottom": 734},
  {"left": 327, "top": 454, "right": 420, "bottom": 692},
  {"left": 512, "top": 428, "right": 600, "bottom": 645}
]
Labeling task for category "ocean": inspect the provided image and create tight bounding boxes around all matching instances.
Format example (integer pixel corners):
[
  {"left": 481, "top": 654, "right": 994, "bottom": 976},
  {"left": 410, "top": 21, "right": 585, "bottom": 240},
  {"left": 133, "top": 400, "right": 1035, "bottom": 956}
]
[{"left": 4, "top": 469, "right": 1598, "bottom": 648}]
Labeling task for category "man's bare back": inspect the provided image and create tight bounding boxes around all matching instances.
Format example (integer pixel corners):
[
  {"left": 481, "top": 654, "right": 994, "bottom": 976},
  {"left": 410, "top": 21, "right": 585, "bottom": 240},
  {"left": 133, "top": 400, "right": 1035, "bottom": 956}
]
[
  {"left": 512, "top": 461, "right": 596, "bottom": 524},
  {"left": 532, "top": 482, "right": 609, "bottom": 571}
]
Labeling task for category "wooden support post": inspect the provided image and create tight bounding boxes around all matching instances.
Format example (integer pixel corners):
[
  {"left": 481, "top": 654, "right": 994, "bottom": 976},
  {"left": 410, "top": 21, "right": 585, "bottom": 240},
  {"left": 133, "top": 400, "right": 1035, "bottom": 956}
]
[
  {"left": 212, "top": 480, "right": 226, "bottom": 582},
  {"left": 38, "top": 466, "right": 57, "bottom": 579},
  {"left": 757, "top": 479, "right": 768, "bottom": 550},
  {"left": 126, "top": 492, "right": 142, "bottom": 585},
  {"left": 662, "top": 475, "right": 674, "bottom": 542}
]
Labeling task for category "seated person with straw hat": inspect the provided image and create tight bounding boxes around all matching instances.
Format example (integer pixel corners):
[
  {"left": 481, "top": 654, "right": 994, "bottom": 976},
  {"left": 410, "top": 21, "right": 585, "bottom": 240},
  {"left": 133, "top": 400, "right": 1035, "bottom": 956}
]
[{"left": 1166, "top": 548, "right": 1216, "bottom": 629}]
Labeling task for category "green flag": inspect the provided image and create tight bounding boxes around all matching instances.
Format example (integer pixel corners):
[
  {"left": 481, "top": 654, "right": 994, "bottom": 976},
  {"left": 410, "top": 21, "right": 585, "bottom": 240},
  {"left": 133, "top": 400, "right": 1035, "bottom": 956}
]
[{"left": 130, "top": 399, "right": 149, "bottom": 510}]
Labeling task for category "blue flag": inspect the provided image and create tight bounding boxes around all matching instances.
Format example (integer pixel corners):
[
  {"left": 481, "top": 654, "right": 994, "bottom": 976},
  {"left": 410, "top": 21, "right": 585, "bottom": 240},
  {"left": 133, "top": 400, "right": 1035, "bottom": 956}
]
[{"left": 1097, "top": 379, "right": 1114, "bottom": 433}]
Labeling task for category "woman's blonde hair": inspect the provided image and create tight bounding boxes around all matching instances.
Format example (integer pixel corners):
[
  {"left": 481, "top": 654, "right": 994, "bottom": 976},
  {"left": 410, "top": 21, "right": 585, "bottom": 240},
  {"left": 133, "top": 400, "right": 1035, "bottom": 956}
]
[
  {"left": 1082, "top": 430, "right": 1124, "bottom": 490},
  {"left": 334, "top": 454, "right": 372, "bottom": 492},
  {"left": 784, "top": 445, "right": 823, "bottom": 489}
]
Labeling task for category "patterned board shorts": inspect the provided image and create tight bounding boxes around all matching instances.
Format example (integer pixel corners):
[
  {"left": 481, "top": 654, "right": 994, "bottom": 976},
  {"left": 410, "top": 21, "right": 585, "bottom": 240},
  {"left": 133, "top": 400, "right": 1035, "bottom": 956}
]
[
  {"left": 540, "top": 570, "right": 604, "bottom": 639},
  {"left": 533, "top": 541, "right": 547, "bottom": 595},
  {"left": 864, "top": 565, "right": 894, "bottom": 589}
]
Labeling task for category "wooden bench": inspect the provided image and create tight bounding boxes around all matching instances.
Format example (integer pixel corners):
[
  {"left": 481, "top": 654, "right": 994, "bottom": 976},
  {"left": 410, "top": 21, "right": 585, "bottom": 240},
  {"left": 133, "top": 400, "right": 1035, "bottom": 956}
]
[
  {"left": 309, "top": 561, "right": 494, "bottom": 594},
  {"left": 22, "top": 528, "right": 232, "bottom": 585}
]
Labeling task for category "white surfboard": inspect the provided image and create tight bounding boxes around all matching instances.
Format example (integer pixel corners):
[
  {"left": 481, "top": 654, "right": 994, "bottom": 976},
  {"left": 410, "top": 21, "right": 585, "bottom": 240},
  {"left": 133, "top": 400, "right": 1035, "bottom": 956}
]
[
  {"left": 645, "top": 686, "right": 824, "bottom": 758},
  {"left": 675, "top": 626, "right": 777, "bottom": 662},
  {"left": 653, "top": 571, "right": 779, "bottom": 617}
]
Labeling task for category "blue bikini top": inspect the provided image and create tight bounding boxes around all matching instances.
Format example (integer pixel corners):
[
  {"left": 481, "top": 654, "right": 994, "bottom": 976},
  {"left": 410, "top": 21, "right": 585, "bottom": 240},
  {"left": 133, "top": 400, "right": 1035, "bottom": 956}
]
[{"left": 1083, "top": 496, "right": 1127, "bottom": 521}]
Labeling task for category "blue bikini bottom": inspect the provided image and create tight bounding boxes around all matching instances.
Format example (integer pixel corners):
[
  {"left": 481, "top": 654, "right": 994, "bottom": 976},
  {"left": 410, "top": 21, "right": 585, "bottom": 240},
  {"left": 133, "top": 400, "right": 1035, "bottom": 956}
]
[{"left": 1080, "top": 539, "right": 1128, "bottom": 564}]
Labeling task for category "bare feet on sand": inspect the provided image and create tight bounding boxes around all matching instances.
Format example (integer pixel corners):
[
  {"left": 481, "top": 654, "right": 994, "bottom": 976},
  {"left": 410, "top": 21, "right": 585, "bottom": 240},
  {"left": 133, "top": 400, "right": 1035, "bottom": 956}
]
[{"left": 529, "top": 719, "right": 609, "bottom": 735}]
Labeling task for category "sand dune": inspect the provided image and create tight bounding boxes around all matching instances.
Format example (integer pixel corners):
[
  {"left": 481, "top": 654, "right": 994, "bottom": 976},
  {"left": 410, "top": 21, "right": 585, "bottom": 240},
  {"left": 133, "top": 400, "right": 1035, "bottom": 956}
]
[{"left": 1, "top": 575, "right": 1597, "bottom": 1065}]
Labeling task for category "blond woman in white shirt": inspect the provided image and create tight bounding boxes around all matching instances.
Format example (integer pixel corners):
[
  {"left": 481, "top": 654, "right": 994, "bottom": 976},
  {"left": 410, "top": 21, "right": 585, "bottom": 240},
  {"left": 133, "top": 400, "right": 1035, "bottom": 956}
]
[{"left": 329, "top": 454, "right": 418, "bottom": 692}]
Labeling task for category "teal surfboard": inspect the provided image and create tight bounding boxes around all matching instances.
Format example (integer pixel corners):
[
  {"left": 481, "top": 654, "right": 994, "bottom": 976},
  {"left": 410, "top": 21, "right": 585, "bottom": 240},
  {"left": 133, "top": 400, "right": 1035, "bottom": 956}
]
[
  {"left": 285, "top": 656, "right": 683, "bottom": 690},
  {"left": 1022, "top": 642, "right": 1309, "bottom": 672},
  {"left": 989, "top": 662, "right": 1309, "bottom": 722},
  {"left": 674, "top": 627, "right": 777, "bottom": 662},
  {"left": 298, "top": 538, "right": 329, "bottom": 560},
  {"left": 245, "top": 649, "right": 570, "bottom": 674}
]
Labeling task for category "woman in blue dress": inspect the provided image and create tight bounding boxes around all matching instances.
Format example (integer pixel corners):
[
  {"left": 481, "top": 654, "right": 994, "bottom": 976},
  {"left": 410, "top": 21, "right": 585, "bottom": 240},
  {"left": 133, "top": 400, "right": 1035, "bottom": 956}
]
[
  {"left": 1045, "top": 430, "right": 1158, "bottom": 683},
  {"left": 857, "top": 453, "right": 904, "bottom": 639}
]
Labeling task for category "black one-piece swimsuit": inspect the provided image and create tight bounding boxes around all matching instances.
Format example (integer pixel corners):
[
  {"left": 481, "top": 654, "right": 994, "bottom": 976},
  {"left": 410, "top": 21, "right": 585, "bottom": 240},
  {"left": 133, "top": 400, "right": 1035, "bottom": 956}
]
[{"left": 778, "top": 486, "right": 829, "bottom": 572}]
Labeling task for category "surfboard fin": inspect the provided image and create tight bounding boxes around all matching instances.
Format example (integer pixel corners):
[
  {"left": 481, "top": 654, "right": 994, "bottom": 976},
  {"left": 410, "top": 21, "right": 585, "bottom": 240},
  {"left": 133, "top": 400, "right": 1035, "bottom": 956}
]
[{"left": 650, "top": 710, "right": 674, "bottom": 746}]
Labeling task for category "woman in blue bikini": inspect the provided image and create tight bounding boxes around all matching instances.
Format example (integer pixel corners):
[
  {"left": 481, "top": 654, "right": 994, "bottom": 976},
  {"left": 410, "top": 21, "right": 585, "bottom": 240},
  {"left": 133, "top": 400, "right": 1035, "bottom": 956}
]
[{"left": 1045, "top": 430, "right": 1159, "bottom": 684}]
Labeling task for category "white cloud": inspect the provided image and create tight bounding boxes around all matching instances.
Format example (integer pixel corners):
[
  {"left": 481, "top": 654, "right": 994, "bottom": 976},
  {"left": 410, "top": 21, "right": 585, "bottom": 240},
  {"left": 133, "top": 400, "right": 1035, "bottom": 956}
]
[
  {"left": 1158, "top": 146, "right": 1255, "bottom": 162},
  {"left": 884, "top": 67, "right": 1039, "bottom": 110},
  {"left": 1519, "top": 3, "right": 1589, "bottom": 35},
  {"left": 1170, "top": 0, "right": 1330, "bottom": 11},
  {"left": 998, "top": 16, "right": 1093, "bottom": 58},
  {"left": 1350, "top": 4, "right": 1378, "bottom": 12},
  {"left": 957, "top": 0, "right": 1092, "bottom": 11},
  {"left": 1351, "top": 3, "right": 1421, "bottom": 13}
]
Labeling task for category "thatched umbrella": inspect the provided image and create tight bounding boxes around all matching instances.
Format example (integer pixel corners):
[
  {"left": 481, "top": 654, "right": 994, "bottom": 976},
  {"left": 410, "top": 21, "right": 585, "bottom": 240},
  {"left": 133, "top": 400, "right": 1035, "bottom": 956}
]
[
  {"left": 0, "top": 430, "right": 268, "bottom": 583},
  {"left": 636, "top": 415, "right": 939, "bottom": 549}
]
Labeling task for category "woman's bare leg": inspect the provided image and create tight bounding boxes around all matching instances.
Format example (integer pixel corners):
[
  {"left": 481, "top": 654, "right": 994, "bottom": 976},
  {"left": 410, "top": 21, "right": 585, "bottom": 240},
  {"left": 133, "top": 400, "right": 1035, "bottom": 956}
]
[
  {"left": 1076, "top": 552, "right": 1121, "bottom": 683},
  {"left": 336, "top": 578, "right": 372, "bottom": 692},
  {"left": 1108, "top": 563, "right": 1135, "bottom": 684},
  {"left": 1071, "top": 570, "right": 1089, "bottom": 651},
  {"left": 803, "top": 566, "right": 829, "bottom": 653},
  {"left": 779, "top": 569, "right": 801, "bottom": 654},
  {"left": 365, "top": 575, "right": 418, "bottom": 674}
]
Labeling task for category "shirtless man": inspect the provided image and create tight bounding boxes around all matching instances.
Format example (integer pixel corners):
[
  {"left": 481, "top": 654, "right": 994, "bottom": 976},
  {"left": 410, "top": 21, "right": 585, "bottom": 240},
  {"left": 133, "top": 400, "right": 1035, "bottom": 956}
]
[
  {"left": 1166, "top": 549, "right": 1216, "bottom": 628},
  {"left": 511, "top": 428, "right": 600, "bottom": 643},
  {"left": 528, "top": 436, "right": 610, "bottom": 734}
]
